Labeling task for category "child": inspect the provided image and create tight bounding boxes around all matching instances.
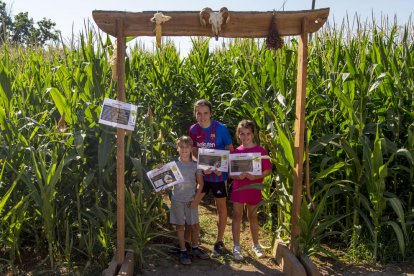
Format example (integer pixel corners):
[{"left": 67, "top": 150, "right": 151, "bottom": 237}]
[
  {"left": 169, "top": 136, "right": 209, "bottom": 264},
  {"left": 189, "top": 99, "right": 234, "bottom": 256},
  {"left": 230, "top": 120, "right": 272, "bottom": 260}
]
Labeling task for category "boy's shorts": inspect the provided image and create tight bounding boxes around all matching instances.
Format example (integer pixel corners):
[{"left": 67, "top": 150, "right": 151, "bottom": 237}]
[
  {"left": 170, "top": 199, "right": 199, "bottom": 225},
  {"left": 202, "top": 181, "right": 227, "bottom": 198}
]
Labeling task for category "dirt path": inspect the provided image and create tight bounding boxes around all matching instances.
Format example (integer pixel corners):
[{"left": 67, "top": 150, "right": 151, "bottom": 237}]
[
  {"left": 139, "top": 193, "right": 414, "bottom": 275},
  {"left": 141, "top": 194, "right": 284, "bottom": 275}
]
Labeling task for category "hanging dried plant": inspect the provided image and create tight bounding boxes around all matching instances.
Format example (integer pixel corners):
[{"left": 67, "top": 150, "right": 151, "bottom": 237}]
[
  {"left": 110, "top": 42, "right": 117, "bottom": 81},
  {"left": 57, "top": 114, "right": 66, "bottom": 133},
  {"left": 266, "top": 13, "right": 283, "bottom": 50}
]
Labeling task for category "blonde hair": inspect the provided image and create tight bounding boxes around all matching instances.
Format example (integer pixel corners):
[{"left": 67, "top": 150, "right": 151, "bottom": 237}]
[
  {"left": 236, "top": 119, "right": 256, "bottom": 144},
  {"left": 176, "top": 135, "right": 193, "bottom": 147}
]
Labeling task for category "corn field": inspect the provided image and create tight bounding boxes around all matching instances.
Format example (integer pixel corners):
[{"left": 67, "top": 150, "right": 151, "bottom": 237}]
[{"left": 0, "top": 16, "right": 413, "bottom": 273}]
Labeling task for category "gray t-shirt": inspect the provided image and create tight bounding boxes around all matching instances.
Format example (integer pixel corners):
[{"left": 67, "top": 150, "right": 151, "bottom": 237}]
[{"left": 171, "top": 158, "right": 202, "bottom": 202}]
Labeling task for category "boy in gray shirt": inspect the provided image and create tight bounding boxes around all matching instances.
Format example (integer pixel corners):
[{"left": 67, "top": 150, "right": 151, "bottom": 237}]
[{"left": 170, "top": 136, "right": 209, "bottom": 264}]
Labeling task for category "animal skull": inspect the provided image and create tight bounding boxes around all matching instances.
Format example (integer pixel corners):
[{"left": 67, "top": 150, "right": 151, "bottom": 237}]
[
  {"left": 150, "top": 12, "right": 172, "bottom": 24},
  {"left": 200, "top": 7, "right": 230, "bottom": 40},
  {"left": 150, "top": 12, "right": 171, "bottom": 47}
]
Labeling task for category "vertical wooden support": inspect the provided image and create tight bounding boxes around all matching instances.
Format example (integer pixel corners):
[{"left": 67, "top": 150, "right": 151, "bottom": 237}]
[
  {"left": 115, "top": 19, "right": 126, "bottom": 268},
  {"left": 290, "top": 18, "right": 308, "bottom": 255}
]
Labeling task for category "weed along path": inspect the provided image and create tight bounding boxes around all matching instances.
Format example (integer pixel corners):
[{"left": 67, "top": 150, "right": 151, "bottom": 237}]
[{"left": 141, "top": 193, "right": 284, "bottom": 275}]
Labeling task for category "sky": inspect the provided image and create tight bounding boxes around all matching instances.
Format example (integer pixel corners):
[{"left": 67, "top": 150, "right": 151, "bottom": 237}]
[{"left": 3, "top": 0, "right": 413, "bottom": 55}]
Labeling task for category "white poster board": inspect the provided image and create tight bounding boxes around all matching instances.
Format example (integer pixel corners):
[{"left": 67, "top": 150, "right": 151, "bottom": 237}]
[
  {"left": 229, "top": 152, "right": 262, "bottom": 176},
  {"left": 99, "top": 98, "right": 138, "bottom": 131},
  {"left": 197, "top": 148, "right": 230, "bottom": 172},
  {"left": 146, "top": 161, "right": 184, "bottom": 192}
]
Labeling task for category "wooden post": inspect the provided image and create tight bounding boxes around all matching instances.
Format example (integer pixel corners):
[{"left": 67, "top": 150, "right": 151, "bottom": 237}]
[
  {"left": 290, "top": 18, "right": 308, "bottom": 255},
  {"left": 115, "top": 19, "right": 126, "bottom": 267}
]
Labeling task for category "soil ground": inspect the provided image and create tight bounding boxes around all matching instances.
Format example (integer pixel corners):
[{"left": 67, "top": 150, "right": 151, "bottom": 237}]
[
  {"left": 140, "top": 193, "right": 414, "bottom": 276},
  {"left": 3, "top": 192, "right": 413, "bottom": 275},
  {"left": 312, "top": 250, "right": 414, "bottom": 276},
  {"left": 140, "top": 193, "right": 283, "bottom": 275}
]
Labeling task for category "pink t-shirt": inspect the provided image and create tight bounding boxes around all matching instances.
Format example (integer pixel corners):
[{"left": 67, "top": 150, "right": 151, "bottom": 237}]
[{"left": 230, "top": 145, "right": 272, "bottom": 205}]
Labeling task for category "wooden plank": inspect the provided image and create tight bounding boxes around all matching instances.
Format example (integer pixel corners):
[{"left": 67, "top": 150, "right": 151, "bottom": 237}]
[
  {"left": 116, "top": 20, "right": 126, "bottom": 267},
  {"left": 92, "top": 8, "right": 329, "bottom": 38},
  {"left": 273, "top": 240, "right": 307, "bottom": 276},
  {"left": 290, "top": 18, "right": 308, "bottom": 256},
  {"left": 299, "top": 255, "right": 322, "bottom": 276},
  {"left": 117, "top": 251, "right": 135, "bottom": 276},
  {"left": 102, "top": 255, "right": 117, "bottom": 276}
]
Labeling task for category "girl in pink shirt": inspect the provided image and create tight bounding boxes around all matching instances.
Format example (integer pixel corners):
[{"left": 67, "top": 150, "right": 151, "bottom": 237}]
[{"left": 230, "top": 120, "right": 272, "bottom": 260}]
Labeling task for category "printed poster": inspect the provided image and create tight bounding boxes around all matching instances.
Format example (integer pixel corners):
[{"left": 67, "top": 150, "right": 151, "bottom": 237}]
[
  {"left": 146, "top": 161, "right": 184, "bottom": 192},
  {"left": 229, "top": 152, "right": 262, "bottom": 176},
  {"left": 197, "top": 148, "right": 230, "bottom": 172},
  {"left": 99, "top": 98, "right": 138, "bottom": 131}
]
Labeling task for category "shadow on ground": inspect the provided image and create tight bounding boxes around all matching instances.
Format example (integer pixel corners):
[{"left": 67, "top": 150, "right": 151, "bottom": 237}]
[{"left": 139, "top": 193, "right": 284, "bottom": 275}]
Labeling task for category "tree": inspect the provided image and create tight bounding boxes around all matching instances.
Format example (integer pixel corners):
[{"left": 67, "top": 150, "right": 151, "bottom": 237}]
[
  {"left": 0, "top": 1, "right": 12, "bottom": 43},
  {"left": 35, "top": 18, "right": 59, "bottom": 44},
  {"left": 11, "top": 12, "right": 33, "bottom": 44},
  {"left": 0, "top": 0, "right": 59, "bottom": 46}
]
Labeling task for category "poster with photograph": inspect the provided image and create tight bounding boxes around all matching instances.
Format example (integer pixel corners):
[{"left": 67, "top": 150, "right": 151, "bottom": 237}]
[
  {"left": 146, "top": 161, "right": 184, "bottom": 192},
  {"left": 197, "top": 148, "right": 230, "bottom": 172},
  {"left": 229, "top": 152, "right": 262, "bottom": 176},
  {"left": 99, "top": 98, "right": 138, "bottom": 131}
]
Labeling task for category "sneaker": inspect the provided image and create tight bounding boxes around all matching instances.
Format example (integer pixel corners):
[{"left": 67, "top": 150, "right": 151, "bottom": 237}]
[
  {"left": 192, "top": 247, "right": 210, "bottom": 260},
  {"left": 233, "top": 245, "right": 244, "bottom": 261},
  {"left": 168, "top": 242, "right": 191, "bottom": 254},
  {"left": 179, "top": 250, "right": 192, "bottom": 265},
  {"left": 212, "top": 241, "right": 225, "bottom": 257},
  {"left": 252, "top": 244, "right": 264, "bottom": 258},
  {"left": 168, "top": 244, "right": 181, "bottom": 254}
]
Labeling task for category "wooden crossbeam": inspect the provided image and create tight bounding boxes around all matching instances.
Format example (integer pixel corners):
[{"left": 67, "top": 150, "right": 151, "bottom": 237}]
[{"left": 93, "top": 8, "right": 329, "bottom": 38}]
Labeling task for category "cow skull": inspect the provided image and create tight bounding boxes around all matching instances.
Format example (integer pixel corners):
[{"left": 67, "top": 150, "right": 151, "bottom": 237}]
[
  {"left": 150, "top": 12, "right": 171, "bottom": 47},
  {"left": 150, "top": 12, "right": 171, "bottom": 24},
  {"left": 200, "top": 7, "right": 230, "bottom": 40}
]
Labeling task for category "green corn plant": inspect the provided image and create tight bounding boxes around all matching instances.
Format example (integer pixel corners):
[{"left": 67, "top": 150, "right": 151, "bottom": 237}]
[
  {"left": 260, "top": 176, "right": 281, "bottom": 232},
  {"left": 61, "top": 213, "right": 74, "bottom": 269},
  {"left": 298, "top": 184, "right": 348, "bottom": 257},
  {"left": 265, "top": 120, "right": 296, "bottom": 225},
  {"left": 125, "top": 183, "right": 173, "bottom": 271},
  {"left": 362, "top": 129, "right": 412, "bottom": 260},
  {"left": 0, "top": 162, "right": 29, "bottom": 264},
  {"left": 23, "top": 146, "right": 74, "bottom": 269}
]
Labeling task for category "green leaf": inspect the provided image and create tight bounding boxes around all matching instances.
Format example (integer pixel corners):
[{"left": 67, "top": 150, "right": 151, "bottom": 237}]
[
  {"left": 130, "top": 157, "right": 145, "bottom": 184},
  {"left": 314, "top": 162, "right": 345, "bottom": 181},
  {"left": 382, "top": 221, "right": 405, "bottom": 257},
  {"left": 385, "top": 196, "right": 408, "bottom": 238},
  {"left": 274, "top": 120, "right": 294, "bottom": 169},
  {"left": 48, "top": 87, "right": 73, "bottom": 124},
  {"left": 0, "top": 163, "right": 19, "bottom": 216},
  {"left": 368, "top": 73, "right": 386, "bottom": 92},
  {"left": 309, "top": 133, "right": 341, "bottom": 154}
]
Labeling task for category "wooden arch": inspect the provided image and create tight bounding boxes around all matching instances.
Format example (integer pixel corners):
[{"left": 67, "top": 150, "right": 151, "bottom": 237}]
[{"left": 93, "top": 7, "right": 329, "bottom": 273}]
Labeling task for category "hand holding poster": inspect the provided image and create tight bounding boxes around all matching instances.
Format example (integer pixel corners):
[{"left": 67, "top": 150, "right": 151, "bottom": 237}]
[
  {"left": 99, "top": 98, "right": 138, "bottom": 131},
  {"left": 197, "top": 148, "right": 230, "bottom": 172},
  {"left": 229, "top": 152, "right": 262, "bottom": 176},
  {"left": 146, "top": 161, "right": 184, "bottom": 192}
]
